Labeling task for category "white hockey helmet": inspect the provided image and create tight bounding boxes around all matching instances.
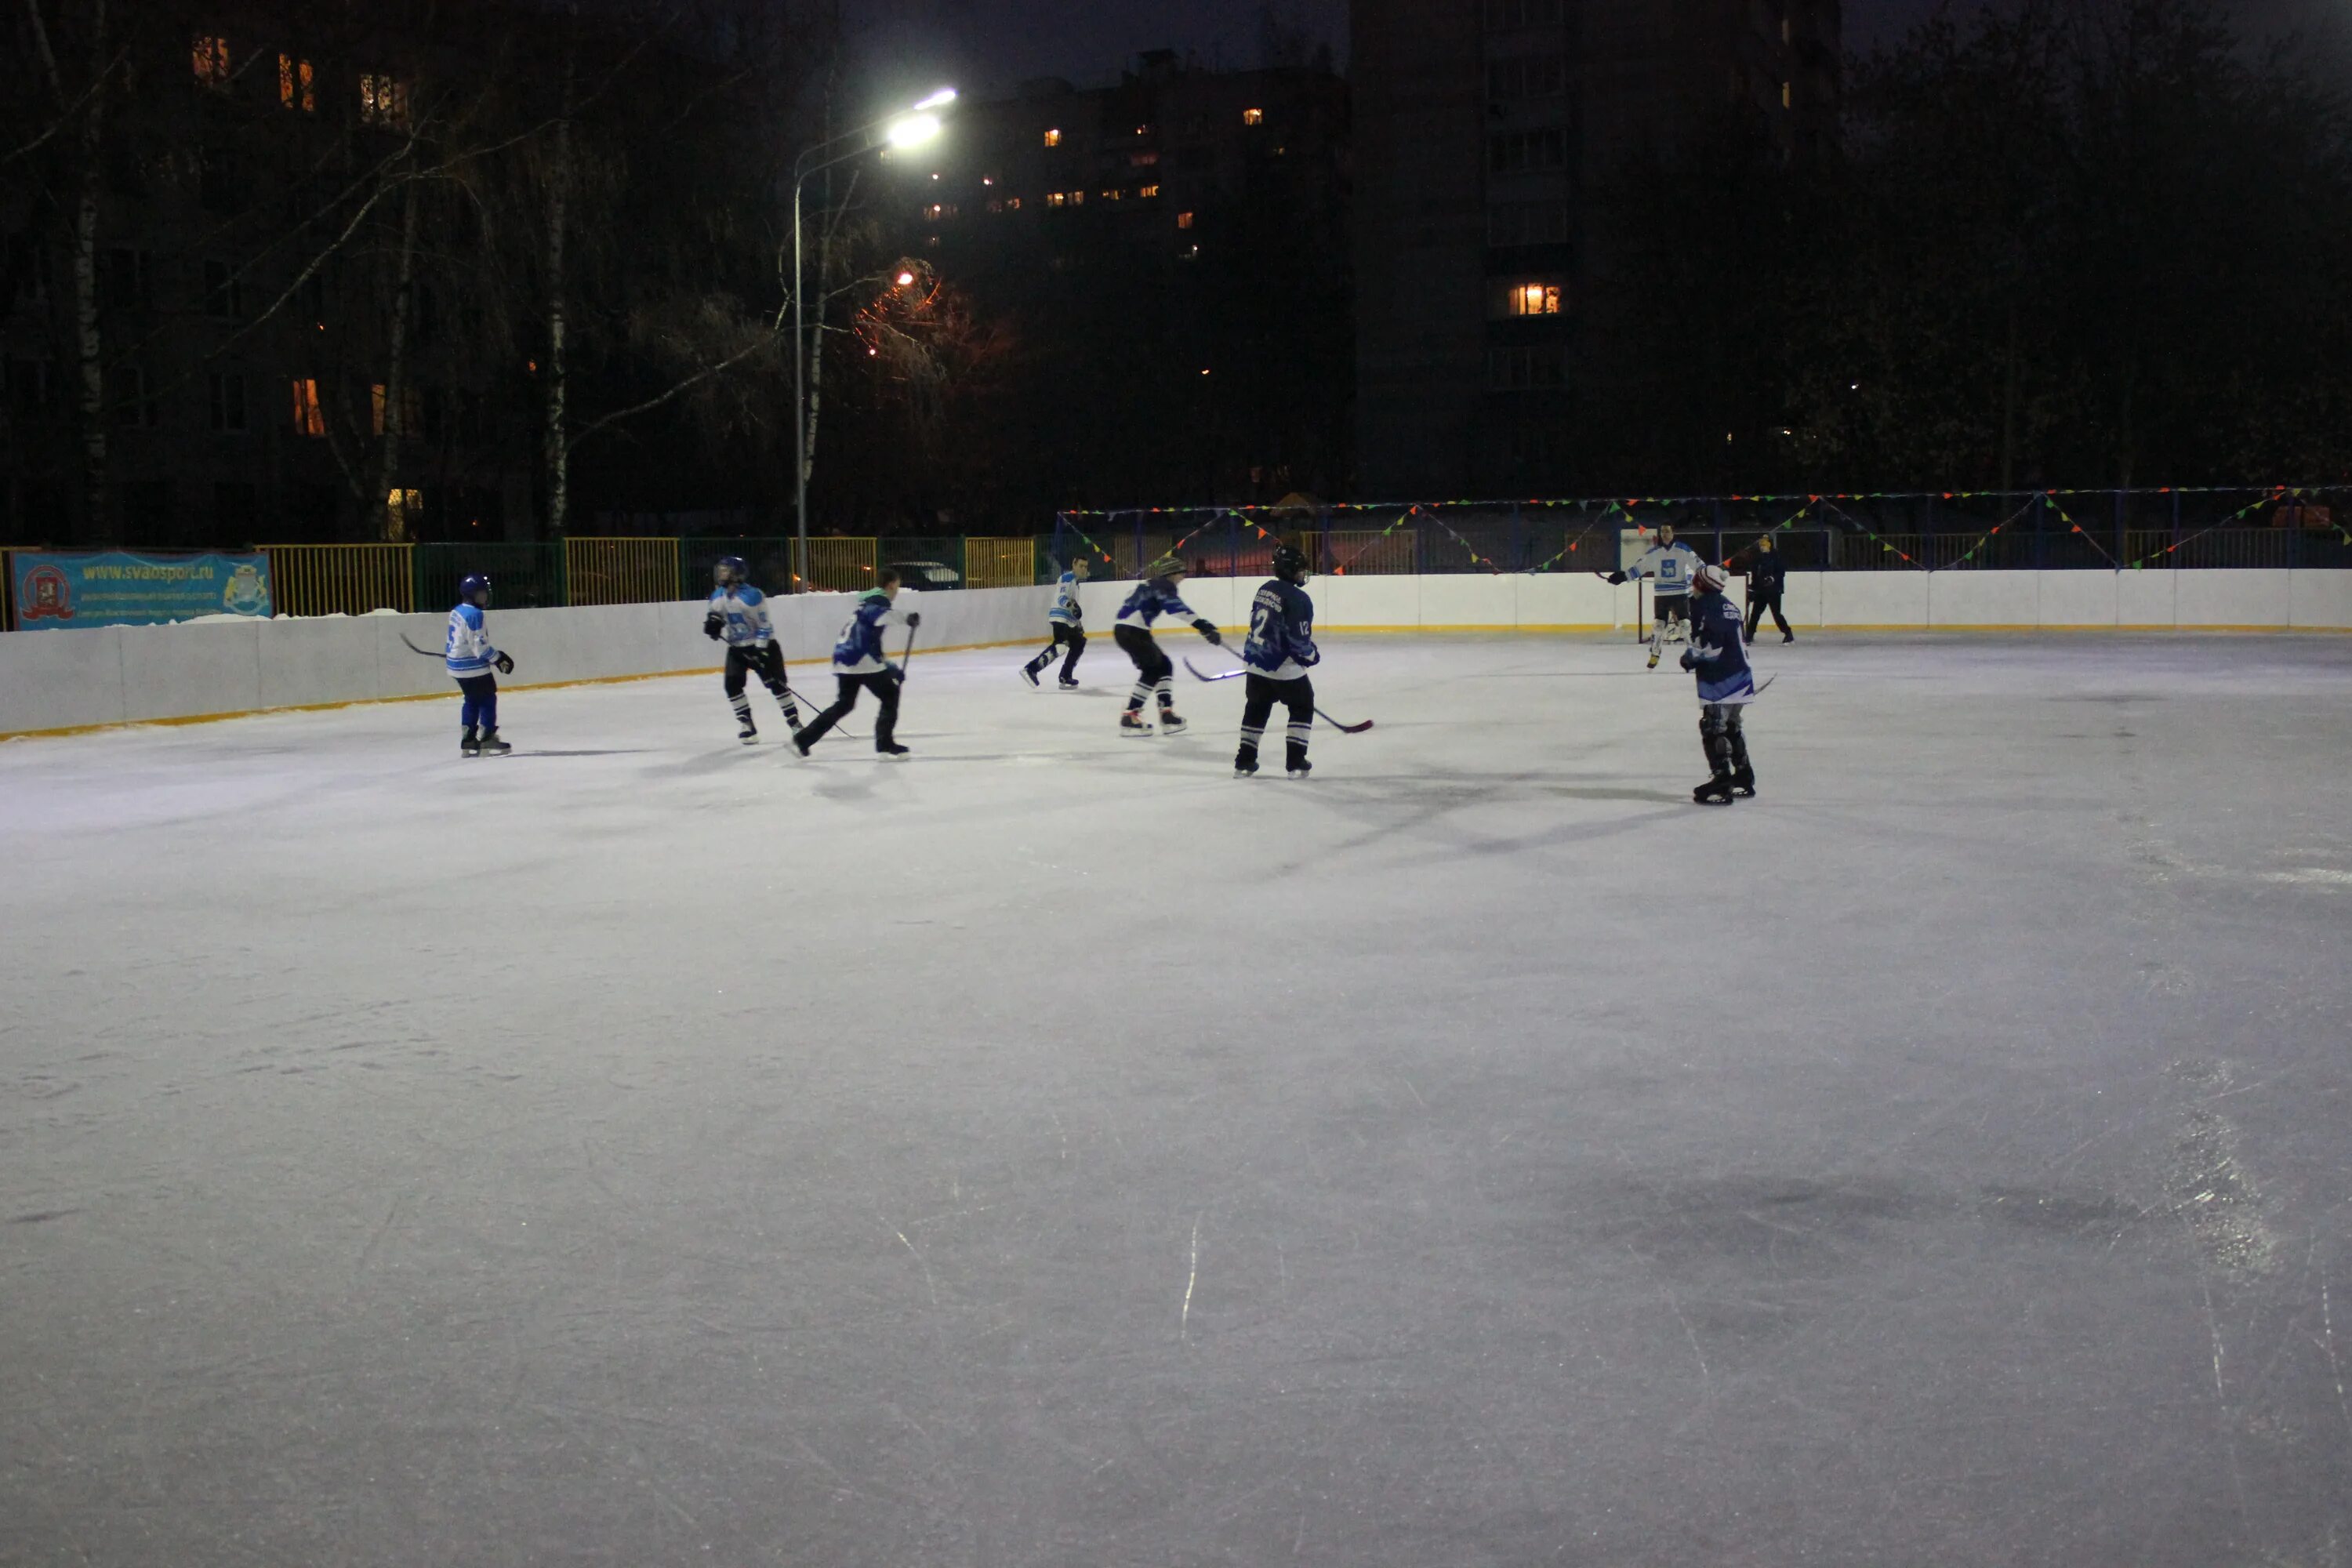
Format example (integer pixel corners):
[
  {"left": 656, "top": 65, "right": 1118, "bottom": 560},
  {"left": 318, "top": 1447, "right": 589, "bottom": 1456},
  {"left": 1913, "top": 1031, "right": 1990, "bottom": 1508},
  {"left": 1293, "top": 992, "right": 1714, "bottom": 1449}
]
[{"left": 1693, "top": 562, "right": 1727, "bottom": 594}]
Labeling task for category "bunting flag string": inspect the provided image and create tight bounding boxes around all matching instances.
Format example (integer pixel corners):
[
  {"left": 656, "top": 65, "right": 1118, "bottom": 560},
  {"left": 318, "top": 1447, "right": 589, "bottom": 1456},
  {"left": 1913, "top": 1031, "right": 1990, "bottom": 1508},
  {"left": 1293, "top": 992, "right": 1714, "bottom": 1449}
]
[
  {"left": 1054, "top": 481, "right": 2351, "bottom": 519},
  {"left": 1049, "top": 513, "right": 1120, "bottom": 570},
  {"left": 2034, "top": 495, "right": 2123, "bottom": 568},
  {"left": 1815, "top": 499, "right": 1931, "bottom": 569},
  {"left": 1940, "top": 494, "right": 2043, "bottom": 568}
]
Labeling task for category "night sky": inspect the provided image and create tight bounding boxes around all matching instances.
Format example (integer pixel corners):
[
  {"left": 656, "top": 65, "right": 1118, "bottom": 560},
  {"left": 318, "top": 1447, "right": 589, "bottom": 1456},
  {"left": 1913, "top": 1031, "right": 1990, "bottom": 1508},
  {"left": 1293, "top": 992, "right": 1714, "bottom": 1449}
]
[{"left": 844, "top": 0, "right": 2333, "bottom": 105}]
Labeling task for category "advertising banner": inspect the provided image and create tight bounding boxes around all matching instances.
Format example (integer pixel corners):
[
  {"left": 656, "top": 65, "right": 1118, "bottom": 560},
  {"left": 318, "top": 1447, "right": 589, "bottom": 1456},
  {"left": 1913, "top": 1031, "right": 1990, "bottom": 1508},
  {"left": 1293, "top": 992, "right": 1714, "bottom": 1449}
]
[{"left": 11, "top": 550, "right": 273, "bottom": 630}]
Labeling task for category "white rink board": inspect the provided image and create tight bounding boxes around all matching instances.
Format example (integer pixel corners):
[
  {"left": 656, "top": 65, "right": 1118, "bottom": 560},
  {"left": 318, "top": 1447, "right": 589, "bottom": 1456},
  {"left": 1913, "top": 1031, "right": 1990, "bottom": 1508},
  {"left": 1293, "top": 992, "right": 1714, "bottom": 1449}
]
[{"left": 4, "top": 570, "right": 2350, "bottom": 738}]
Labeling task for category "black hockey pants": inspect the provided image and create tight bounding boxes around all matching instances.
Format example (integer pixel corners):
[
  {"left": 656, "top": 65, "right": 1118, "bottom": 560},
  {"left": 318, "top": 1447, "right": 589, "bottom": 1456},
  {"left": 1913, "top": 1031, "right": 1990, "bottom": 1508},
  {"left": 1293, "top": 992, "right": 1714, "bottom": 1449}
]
[
  {"left": 1699, "top": 702, "right": 1751, "bottom": 779},
  {"left": 1027, "top": 622, "right": 1086, "bottom": 681},
  {"left": 1115, "top": 625, "right": 1174, "bottom": 712},
  {"left": 798, "top": 670, "right": 900, "bottom": 751},
  {"left": 1238, "top": 673, "right": 1314, "bottom": 770}
]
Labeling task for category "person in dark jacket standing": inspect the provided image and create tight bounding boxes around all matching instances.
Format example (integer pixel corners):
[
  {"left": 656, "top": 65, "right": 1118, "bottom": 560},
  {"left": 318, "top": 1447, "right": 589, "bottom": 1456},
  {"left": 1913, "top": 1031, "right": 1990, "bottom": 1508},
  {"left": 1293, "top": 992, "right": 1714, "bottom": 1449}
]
[{"left": 1744, "top": 535, "right": 1793, "bottom": 643}]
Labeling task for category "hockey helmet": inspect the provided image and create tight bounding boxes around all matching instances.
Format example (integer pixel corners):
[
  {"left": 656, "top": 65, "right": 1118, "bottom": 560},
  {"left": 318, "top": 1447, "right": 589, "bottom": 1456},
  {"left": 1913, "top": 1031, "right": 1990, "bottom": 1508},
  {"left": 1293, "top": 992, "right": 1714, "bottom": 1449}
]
[
  {"left": 714, "top": 555, "right": 750, "bottom": 589},
  {"left": 1693, "top": 562, "right": 1727, "bottom": 594},
  {"left": 458, "top": 572, "right": 492, "bottom": 607},
  {"left": 1270, "top": 543, "right": 1310, "bottom": 583},
  {"left": 1145, "top": 555, "right": 1185, "bottom": 583}
]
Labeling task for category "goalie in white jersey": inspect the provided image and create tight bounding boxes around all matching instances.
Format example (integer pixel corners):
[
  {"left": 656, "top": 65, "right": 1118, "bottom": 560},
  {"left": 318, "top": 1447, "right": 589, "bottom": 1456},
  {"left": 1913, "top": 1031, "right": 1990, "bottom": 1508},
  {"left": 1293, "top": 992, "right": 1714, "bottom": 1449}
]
[{"left": 1613, "top": 521, "right": 1705, "bottom": 670}]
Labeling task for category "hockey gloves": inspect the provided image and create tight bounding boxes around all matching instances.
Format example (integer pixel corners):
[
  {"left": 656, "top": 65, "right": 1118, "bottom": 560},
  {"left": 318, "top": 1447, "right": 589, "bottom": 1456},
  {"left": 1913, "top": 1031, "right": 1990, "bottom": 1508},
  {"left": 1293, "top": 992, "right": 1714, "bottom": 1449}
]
[
  {"left": 1607, "top": 570, "right": 1628, "bottom": 585},
  {"left": 494, "top": 652, "right": 515, "bottom": 675},
  {"left": 703, "top": 611, "right": 724, "bottom": 640},
  {"left": 1679, "top": 649, "right": 1698, "bottom": 671},
  {"left": 904, "top": 612, "right": 922, "bottom": 630},
  {"left": 1193, "top": 619, "right": 1222, "bottom": 645}
]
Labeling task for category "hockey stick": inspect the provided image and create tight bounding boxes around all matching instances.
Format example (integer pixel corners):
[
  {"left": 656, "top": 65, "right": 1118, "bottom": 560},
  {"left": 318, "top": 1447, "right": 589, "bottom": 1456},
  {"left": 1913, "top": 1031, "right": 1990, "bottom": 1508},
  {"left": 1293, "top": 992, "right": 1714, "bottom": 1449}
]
[
  {"left": 398, "top": 633, "right": 441, "bottom": 658},
  {"left": 1185, "top": 652, "right": 1374, "bottom": 733}
]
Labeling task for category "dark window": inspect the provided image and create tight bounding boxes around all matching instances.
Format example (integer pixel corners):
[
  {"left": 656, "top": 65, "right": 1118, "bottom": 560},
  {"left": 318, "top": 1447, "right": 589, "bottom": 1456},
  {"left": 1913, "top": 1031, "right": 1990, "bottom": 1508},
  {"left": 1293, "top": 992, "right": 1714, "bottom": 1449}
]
[
  {"left": 204, "top": 260, "right": 242, "bottom": 318},
  {"left": 122, "top": 479, "right": 174, "bottom": 538},
  {"left": 1489, "top": 56, "right": 1566, "bottom": 101},
  {"left": 1483, "top": 0, "right": 1563, "bottom": 31},
  {"left": 100, "top": 248, "right": 154, "bottom": 310},
  {"left": 6, "top": 232, "right": 51, "bottom": 309},
  {"left": 1486, "top": 346, "right": 1565, "bottom": 391},
  {"left": 113, "top": 366, "right": 162, "bottom": 427},
  {"left": 1488, "top": 200, "right": 1571, "bottom": 247},
  {"left": 1489, "top": 129, "right": 1568, "bottom": 174},
  {"left": 7, "top": 359, "right": 60, "bottom": 422},
  {"left": 200, "top": 150, "right": 247, "bottom": 215},
  {"left": 208, "top": 371, "right": 248, "bottom": 432}
]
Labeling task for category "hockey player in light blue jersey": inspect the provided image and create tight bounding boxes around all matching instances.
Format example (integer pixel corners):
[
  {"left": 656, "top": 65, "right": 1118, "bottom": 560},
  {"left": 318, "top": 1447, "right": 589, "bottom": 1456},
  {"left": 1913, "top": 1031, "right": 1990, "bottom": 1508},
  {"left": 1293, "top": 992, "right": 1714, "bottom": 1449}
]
[
  {"left": 1234, "top": 543, "right": 1321, "bottom": 778},
  {"left": 1681, "top": 562, "right": 1759, "bottom": 804},
  {"left": 793, "top": 568, "right": 920, "bottom": 758},
  {"left": 1112, "top": 557, "right": 1221, "bottom": 736},
  {"left": 1019, "top": 555, "right": 1090, "bottom": 688},
  {"left": 445, "top": 573, "right": 515, "bottom": 757},
  {"left": 1613, "top": 521, "right": 1705, "bottom": 669},
  {"left": 703, "top": 556, "right": 803, "bottom": 744}
]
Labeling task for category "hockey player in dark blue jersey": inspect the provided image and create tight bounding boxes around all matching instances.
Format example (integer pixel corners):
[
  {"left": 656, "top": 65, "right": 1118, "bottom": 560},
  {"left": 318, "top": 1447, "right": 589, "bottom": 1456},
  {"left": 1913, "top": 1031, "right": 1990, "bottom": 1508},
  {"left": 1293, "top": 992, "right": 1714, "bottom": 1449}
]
[
  {"left": 1112, "top": 557, "right": 1221, "bottom": 736},
  {"left": 1234, "top": 543, "right": 1321, "bottom": 778},
  {"left": 1680, "top": 563, "right": 1759, "bottom": 804},
  {"left": 1020, "top": 555, "right": 1089, "bottom": 688},
  {"left": 703, "top": 557, "right": 803, "bottom": 743},
  {"left": 793, "top": 568, "right": 919, "bottom": 757}
]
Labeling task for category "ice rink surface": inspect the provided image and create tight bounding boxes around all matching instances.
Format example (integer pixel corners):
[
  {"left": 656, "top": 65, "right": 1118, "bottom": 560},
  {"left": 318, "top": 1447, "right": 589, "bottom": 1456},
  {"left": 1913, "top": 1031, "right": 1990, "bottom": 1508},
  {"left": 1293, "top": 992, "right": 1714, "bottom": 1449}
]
[{"left": 4, "top": 631, "right": 2350, "bottom": 1567}]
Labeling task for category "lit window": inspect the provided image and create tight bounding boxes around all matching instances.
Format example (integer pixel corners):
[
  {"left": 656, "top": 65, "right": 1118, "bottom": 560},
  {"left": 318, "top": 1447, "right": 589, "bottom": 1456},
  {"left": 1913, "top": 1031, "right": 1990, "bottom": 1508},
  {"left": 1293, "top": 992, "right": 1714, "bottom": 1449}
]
[
  {"left": 370, "top": 383, "right": 421, "bottom": 435},
  {"left": 291, "top": 378, "right": 325, "bottom": 436},
  {"left": 386, "top": 488, "right": 422, "bottom": 537},
  {"left": 1047, "top": 191, "right": 1066, "bottom": 207},
  {"left": 1511, "top": 282, "right": 1562, "bottom": 316},
  {"left": 1101, "top": 188, "right": 1120, "bottom": 201},
  {"left": 922, "top": 202, "right": 956, "bottom": 220},
  {"left": 1138, "top": 184, "right": 1160, "bottom": 198},
  {"left": 360, "top": 73, "right": 411, "bottom": 129},
  {"left": 1070, "top": 190, "right": 1084, "bottom": 205},
  {"left": 1131, "top": 151, "right": 1160, "bottom": 167},
  {"left": 1782, "top": 16, "right": 1793, "bottom": 42},
  {"left": 1781, "top": 81, "right": 1792, "bottom": 108},
  {"left": 193, "top": 34, "right": 230, "bottom": 89},
  {"left": 1242, "top": 107, "right": 1263, "bottom": 125},
  {"left": 278, "top": 54, "right": 315, "bottom": 112},
  {"left": 1043, "top": 128, "right": 1062, "bottom": 147},
  {"left": 1177, "top": 211, "right": 1195, "bottom": 229}
]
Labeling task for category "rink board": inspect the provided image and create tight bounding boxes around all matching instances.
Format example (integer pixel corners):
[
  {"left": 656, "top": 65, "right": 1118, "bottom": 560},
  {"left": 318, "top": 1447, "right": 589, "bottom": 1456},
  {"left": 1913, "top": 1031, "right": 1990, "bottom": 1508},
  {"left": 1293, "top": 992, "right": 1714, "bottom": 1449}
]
[{"left": 4, "top": 568, "right": 2350, "bottom": 739}]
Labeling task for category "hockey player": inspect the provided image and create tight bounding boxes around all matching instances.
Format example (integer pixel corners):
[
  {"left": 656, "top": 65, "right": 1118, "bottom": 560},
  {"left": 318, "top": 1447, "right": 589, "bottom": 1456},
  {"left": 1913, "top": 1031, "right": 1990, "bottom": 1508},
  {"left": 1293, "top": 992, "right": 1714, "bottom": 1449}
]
[
  {"left": 1614, "top": 521, "right": 1704, "bottom": 670},
  {"left": 445, "top": 573, "right": 515, "bottom": 757},
  {"left": 1234, "top": 543, "right": 1320, "bottom": 779},
  {"left": 704, "top": 556, "right": 804, "bottom": 744},
  {"left": 1682, "top": 562, "right": 1759, "bottom": 804},
  {"left": 1112, "top": 557, "right": 1221, "bottom": 736},
  {"left": 1019, "top": 555, "right": 1090, "bottom": 688},
  {"left": 793, "top": 568, "right": 920, "bottom": 758}
]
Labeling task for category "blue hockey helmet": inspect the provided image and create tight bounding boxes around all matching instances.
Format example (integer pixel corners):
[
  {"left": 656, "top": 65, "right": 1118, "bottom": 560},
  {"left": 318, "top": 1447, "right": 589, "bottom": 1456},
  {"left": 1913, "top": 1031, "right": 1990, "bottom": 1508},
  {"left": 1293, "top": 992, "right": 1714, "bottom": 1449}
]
[
  {"left": 714, "top": 555, "right": 750, "bottom": 588},
  {"left": 1271, "top": 543, "right": 1310, "bottom": 583},
  {"left": 458, "top": 573, "right": 492, "bottom": 607}
]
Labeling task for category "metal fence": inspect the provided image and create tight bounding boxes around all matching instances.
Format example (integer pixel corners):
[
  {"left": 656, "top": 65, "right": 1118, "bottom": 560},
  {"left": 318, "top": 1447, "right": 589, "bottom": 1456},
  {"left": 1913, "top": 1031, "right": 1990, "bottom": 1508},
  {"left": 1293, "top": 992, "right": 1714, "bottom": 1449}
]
[{"left": 7, "top": 485, "right": 2349, "bottom": 630}]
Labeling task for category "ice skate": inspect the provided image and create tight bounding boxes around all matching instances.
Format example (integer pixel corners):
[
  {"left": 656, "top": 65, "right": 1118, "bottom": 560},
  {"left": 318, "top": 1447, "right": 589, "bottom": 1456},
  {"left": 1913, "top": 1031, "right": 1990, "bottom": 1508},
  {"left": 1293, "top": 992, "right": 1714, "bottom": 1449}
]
[
  {"left": 1057, "top": 675, "right": 1080, "bottom": 689},
  {"left": 1693, "top": 774, "right": 1734, "bottom": 805},
  {"left": 877, "top": 741, "right": 910, "bottom": 759},
  {"left": 1234, "top": 753, "right": 1260, "bottom": 778},
  {"left": 1730, "top": 764, "right": 1755, "bottom": 798},
  {"left": 1018, "top": 662, "right": 1041, "bottom": 688},
  {"left": 739, "top": 719, "right": 759, "bottom": 745},
  {"left": 477, "top": 728, "right": 512, "bottom": 757},
  {"left": 1646, "top": 647, "right": 1661, "bottom": 670},
  {"left": 1287, "top": 758, "right": 1312, "bottom": 779},
  {"left": 1782, "top": 632, "right": 1795, "bottom": 643},
  {"left": 460, "top": 728, "right": 481, "bottom": 758},
  {"left": 1120, "top": 711, "right": 1152, "bottom": 737},
  {"left": 1156, "top": 710, "right": 1188, "bottom": 736}
]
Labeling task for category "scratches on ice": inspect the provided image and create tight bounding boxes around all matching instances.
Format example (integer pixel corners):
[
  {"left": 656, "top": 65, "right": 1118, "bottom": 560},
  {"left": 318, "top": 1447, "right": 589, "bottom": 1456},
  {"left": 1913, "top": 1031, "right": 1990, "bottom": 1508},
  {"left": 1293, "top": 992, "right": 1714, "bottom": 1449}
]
[{"left": 1181, "top": 1213, "right": 1202, "bottom": 1341}]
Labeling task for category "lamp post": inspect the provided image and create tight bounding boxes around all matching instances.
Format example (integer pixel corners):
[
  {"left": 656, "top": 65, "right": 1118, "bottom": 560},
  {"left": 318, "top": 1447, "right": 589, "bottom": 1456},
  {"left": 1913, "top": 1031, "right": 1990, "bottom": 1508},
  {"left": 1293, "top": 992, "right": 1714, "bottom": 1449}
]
[{"left": 791, "top": 88, "right": 954, "bottom": 590}]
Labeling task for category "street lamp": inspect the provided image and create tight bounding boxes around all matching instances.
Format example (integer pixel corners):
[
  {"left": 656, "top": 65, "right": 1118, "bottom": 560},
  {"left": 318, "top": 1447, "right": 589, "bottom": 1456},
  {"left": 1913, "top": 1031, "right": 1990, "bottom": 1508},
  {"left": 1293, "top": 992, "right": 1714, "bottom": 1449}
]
[{"left": 791, "top": 89, "right": 955, "bottom": 590}]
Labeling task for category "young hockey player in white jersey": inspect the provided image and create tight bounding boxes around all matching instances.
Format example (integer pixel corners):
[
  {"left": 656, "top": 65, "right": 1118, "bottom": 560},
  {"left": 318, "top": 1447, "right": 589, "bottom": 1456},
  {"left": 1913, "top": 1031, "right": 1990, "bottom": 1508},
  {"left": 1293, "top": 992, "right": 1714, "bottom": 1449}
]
[
  {"left": 1613, "top": 521, "right": 1704, "bottom": 669},
  {"left": 1234, "top": 543, "right": 1321, "bottom": 778},
  {"left": 1112, "top": 557, "right": 1222, "bottom": 735},
  {"left": 1681, "top": 562, "right": 1759, "bottom": 804},
  {"left": 793, "top": 568, "right": 920, "bottom": 758},
  {"left": 444, "top": 573, "right": 515, "bottom": 757},
  {"left": 1019, "top": 555, "right": 1090, "bottom": 688},
  {"left": 703, "top": 556, "right": 804, "bottom": 743}
]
